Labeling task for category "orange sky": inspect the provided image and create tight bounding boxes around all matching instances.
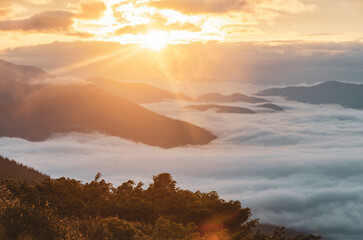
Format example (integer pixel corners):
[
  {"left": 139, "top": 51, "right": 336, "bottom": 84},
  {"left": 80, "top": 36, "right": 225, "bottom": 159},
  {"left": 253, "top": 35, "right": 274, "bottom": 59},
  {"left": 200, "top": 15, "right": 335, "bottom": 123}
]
[{"left": 1, "top": 0, "right": 363, "bottom": 51}]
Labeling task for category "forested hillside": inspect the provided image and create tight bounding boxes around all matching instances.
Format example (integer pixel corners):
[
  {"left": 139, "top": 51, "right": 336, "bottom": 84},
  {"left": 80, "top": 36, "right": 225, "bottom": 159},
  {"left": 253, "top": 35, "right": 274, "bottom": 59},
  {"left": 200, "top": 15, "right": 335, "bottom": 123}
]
[
  {"left": 0, "top": 172, "right": 321, "bottom": 240},
  {"left": 0, "top": 155, "right": 48, "bottom": 182}
]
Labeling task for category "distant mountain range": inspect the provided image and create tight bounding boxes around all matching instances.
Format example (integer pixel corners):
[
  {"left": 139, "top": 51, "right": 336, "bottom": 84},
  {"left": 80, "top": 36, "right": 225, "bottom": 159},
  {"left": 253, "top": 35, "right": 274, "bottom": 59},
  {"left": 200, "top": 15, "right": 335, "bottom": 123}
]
[
  {"left": 184, "top": 104, "right": 255, "bottom": 114},
  {"left": 259, "top": 81, "right": 363, "bottom": 109},
  {"left": 0, "top": 60, "right": 216, "bottom": 148},
  {"left": 198, "top": 92, "right": 268, "bottom": 103},
  {"left": 88, "top": 77, "right": 193, "bottom": 103}
]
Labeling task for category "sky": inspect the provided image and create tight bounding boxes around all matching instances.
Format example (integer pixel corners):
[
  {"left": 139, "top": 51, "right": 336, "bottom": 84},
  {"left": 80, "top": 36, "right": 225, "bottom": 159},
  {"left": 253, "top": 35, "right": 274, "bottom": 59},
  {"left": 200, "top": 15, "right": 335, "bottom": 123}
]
[
  {"left": 1, "top": 1, "right": 363, "bottom": 85},
  {"left": 1, "top": 0, "right": 363, "bottom": 51}
]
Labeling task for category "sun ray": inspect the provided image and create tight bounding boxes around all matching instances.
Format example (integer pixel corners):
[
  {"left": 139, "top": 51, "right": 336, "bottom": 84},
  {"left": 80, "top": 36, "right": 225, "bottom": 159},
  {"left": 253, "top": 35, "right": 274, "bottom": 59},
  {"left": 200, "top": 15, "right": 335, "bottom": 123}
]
[{"left": 49, "top": 45, "right": 134, "bottom": 76}]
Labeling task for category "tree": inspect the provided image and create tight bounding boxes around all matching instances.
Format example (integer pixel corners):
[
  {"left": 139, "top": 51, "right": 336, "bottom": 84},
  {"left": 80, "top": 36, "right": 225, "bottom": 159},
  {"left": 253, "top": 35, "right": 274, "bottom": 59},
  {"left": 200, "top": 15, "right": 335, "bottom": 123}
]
[{"left": 151, "top": 173, "right": 177, "bottom": 191}]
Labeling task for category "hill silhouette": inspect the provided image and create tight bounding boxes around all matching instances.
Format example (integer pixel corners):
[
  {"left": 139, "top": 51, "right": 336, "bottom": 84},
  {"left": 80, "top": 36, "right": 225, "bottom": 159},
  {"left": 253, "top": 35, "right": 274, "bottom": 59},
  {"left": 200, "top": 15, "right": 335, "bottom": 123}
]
[
  {"left": 199, "top": 92, "right": 268, "bottom": 103},
  {"left": 185, "top": 104, "right": 255, "bottom": 114},
  {"left": 259, "top": 81, "right": 363, "bottom": 109},
  {"left": 257, "top": 103, "right": 284, "bottom": 112}
]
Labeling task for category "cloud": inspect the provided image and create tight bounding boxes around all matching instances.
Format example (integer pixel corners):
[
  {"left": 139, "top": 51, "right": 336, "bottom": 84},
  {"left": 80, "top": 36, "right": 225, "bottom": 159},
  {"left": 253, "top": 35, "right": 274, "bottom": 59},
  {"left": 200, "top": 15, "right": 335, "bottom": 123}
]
[
  {"left": 1, "top": 89, "right": 363, "bottom": 239},
  {"left": 148, "top": 0, "right": 315, "bottom": 15},
  {"left": 0, "top": 10, "right": 74, "bottom": 32},
  {"left": 0, "top": 2, "right": 106, "bottom": 36},
  {"left": 0, "top": 7, "right": 15, "bottom": 19},
  {"left": 115, "top": 22, "right": 201, "bottom": 35},
  {"left": 115, "top": 11, "right": 202, "bottom": 35},
  {"left": 26, "top": 0, "right": 50, "bottom": 5},
  {"left": 148, "top": 0, "right": 247, "bottom": 14},
  {"left": 77, "top": 1, "right": 107, "bottom": 20},
  {"left": 0, "top": 4, "right": 28, "bottom": 20},
  {"left": 0, "top": 0, "right": 322, "bottom": 46}
]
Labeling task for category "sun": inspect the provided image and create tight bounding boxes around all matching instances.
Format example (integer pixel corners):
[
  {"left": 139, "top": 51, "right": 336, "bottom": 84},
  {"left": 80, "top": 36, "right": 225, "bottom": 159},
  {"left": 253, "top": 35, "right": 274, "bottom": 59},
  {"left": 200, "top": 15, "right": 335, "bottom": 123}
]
[{"left": 142, "top": 30, "right": 169, "bottom": 50}]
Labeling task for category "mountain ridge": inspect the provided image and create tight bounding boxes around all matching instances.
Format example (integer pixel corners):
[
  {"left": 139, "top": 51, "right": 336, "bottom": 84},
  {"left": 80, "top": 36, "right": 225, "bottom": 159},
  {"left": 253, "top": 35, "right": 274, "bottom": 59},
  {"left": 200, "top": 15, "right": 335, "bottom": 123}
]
[
  {"left": 0, "top": 60, "right": 216, "bottom": 148},
  {"left": 259, "top": 81, "right": 363, "bottom": 109},
  {"left": 0, "top": 89, "right": 216, "bottom": 148},
  {"left": 184, "top": 104, "right": 255, "bottom": 114},
  {"left": 198, "top": 92, "right": 269, "bottom": 103}
]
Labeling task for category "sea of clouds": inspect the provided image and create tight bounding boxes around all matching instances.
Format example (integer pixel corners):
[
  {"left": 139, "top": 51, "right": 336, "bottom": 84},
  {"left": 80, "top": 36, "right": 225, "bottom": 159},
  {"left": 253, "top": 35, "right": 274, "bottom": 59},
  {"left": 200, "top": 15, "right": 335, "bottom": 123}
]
[{"left": 1, "top": 85, "right": 363, "bottom": 239}]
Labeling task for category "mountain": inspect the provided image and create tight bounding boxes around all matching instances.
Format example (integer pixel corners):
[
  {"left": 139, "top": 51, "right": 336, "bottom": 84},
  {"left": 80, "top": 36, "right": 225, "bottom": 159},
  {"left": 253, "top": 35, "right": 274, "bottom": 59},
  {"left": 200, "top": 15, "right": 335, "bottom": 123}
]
[
  {"left": 257, "top": 103, "right": 284, "bottom": 112},
  {"left": 198, "top": 92, "right": 268, "bottom": 103},
  {"left": 259, "top": 81, "right": 363, "bottom": 109},
  {"left": 0, "top": 59, "right": 51, "bottom": 104},
  {"left": 0, "top": 155, "right": 48, "bottom": 182},
  {"left": 0, "top": 59, "right": 50, "bottom": 83},
  {"left": 184, "top": 104, "right": 255, "bottom": 114},
  {"left": 0, "top": 60, "right": 216, "bottom": 148},
  {"left": 0, "top": 89, "right": 216, "bottom": 148},
  {"left": 88, "top": 77, "right": 193, "bottom": 103}
]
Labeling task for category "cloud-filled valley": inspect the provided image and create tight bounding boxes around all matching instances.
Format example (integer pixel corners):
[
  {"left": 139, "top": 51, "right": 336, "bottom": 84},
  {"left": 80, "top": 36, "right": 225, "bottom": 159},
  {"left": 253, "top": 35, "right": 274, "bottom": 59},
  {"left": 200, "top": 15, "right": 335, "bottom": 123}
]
[{"left": 1, "top": 86, "right": 363, "bottom": 240}]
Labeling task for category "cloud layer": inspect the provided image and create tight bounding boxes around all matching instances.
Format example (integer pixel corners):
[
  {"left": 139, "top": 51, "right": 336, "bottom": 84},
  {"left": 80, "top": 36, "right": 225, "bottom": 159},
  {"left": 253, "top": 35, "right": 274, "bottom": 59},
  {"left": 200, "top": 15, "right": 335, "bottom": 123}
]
[{"left": 1, "top": 85, "right": 363, "bottom": 239}]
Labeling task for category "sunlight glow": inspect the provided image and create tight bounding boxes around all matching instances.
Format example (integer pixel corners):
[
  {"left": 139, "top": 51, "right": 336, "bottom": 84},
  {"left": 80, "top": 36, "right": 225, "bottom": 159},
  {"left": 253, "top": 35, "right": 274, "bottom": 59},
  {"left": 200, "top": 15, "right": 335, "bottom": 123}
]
[{"left": 142, "top": 31, "right": 169, "bottom": 50}]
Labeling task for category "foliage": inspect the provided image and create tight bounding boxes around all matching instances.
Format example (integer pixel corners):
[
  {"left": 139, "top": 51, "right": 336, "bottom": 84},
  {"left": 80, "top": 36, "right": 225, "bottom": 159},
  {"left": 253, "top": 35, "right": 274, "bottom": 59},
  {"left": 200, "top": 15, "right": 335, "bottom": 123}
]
[{"left": 0, "top": 173, "right": 321, "bottom": 240}]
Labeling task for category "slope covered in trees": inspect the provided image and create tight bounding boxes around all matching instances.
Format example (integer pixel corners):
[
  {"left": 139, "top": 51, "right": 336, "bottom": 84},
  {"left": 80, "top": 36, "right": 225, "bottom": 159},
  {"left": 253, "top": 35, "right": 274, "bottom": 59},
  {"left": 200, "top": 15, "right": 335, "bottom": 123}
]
[
  {"left": 0, "top": 155, "right": 48, "bottom": 183},
  {"left": 0, "top": 172, "right": 321, "bottom": 240}
]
